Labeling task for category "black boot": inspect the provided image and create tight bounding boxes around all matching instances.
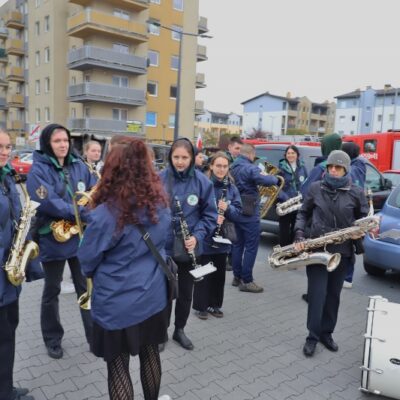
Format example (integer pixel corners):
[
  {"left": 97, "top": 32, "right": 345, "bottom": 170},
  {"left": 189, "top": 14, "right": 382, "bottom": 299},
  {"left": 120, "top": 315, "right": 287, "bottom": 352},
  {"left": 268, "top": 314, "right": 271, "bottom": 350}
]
[{"left": 173, "top": 328, "right": 194, "bottom": 350}]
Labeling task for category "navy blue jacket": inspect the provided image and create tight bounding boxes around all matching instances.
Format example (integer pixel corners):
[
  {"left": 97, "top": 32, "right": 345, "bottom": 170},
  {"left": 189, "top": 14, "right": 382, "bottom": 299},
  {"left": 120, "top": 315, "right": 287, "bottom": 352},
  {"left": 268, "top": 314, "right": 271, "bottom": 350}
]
[
  {"left": 78, "top": 205, "right": 170, "bottom": 330},
  {"left": 278, "top": 159, "right": 308, "bottom": 199},
  {"left": 26, "top": 151, "right": 97, "bottom": 262},
  {"left": 300, "top": 157, "right": 327, "bottom": 196},
  {"left": 203, "top": 177, "right": 242, "bottom": 255},
  {"left": 159, "top": 167, "right": 217, "bottom": 256},
  {"left": 231, "top": 155, "right": 280, "bottom": 221},
  {"left": 350, "top": 157, "right": 367, "bottom": 188},
  {"left": 0, "top": 165, "right": 43, "bottom": 307}
]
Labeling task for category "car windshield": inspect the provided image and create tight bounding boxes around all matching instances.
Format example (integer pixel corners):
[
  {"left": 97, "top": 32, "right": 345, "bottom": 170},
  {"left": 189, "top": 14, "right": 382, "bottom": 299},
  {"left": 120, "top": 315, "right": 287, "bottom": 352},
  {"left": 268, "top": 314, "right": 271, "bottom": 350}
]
[{"left": 387, "top": 185, "right": 400, "bottom": 208}]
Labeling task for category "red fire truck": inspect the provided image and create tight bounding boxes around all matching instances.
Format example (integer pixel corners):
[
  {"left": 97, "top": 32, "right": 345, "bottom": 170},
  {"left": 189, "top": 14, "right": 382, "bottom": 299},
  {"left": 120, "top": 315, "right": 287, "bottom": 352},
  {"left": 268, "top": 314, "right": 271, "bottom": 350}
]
[{"left": 342, "top": 131, "right": 400, "bottom": 172}]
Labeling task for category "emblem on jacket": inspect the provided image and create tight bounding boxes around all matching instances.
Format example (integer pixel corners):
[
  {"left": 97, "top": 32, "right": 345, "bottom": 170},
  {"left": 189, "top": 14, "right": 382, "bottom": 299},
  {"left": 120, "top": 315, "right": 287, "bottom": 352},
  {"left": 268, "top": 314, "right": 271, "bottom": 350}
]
[
  {"left": 187, "top": 194, "right": 199, "bottom": 206},
  {"left": 77, "top": 181, "right": 86, "bottom": 192},
  {"left": 36, "top": 185, "right": 48, "bottom": 199}
]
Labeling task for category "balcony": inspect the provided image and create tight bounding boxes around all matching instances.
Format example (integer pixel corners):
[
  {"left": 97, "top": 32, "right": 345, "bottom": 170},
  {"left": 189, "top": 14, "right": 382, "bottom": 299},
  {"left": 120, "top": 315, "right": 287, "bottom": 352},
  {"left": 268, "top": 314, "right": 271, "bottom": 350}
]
[
  {"left": 195, "top": 72, "right": 206, "bottom": 89},
  {"left": 6, "top": 66, "right": 24, "bottom": 82},
  {"left": 68, "top": 46, "right": 147, "bottom": 74},
  {"left": 69, "top": 0, "right": 149, "bottom": 11},
  {"left": 6, "top": 39, "right": 24, "bottom": 56},
  {"left": 68, "top": 82, "right": 146, "bottom": 106},
  {"left": 69, "top": 118, "right": 143, "bottom": 135},
  {"left": 0, "top": 48, "right": 7, "bottom": 63},
  {"left": 196, "top": 45, "right": 207, "bottom": 62},
  {"left": 310, "top": 112, "right": 327, "bottom": 120},
  {"left": 67, "top": 9, "right": 148, "bottom": 43},
  {"left": 0, "top": 97, "right": 7, "bottom": 109},
  {"left": 5, "top": 11, "right": 24, "bottom": 30},
  {"left": 6, "top": 94, "right": 24, "bottom": 108},
  {"left": 194, "top": 100, "right": 205, "bottom": 115},
  {"left": 7, "top": 120, "right": 24, "bottom": 131},
  {"left": 0, "top": 27, "right": 9, "bottom": 38},
  {"left": 198, "top": 16, "right": 208, "bottom": 34}
]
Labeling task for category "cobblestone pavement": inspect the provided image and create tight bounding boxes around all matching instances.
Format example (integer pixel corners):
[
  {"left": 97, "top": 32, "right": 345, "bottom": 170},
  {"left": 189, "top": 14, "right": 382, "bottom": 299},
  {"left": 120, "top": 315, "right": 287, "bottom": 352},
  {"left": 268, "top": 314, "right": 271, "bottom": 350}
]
[{"left": 15, "top": 244, "right": 399, "bottom": 400}]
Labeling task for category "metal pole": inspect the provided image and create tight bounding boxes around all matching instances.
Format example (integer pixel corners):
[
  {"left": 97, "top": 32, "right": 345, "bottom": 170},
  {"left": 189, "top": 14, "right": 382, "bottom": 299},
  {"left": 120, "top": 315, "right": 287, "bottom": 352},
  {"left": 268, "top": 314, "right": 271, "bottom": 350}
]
[{"left": 173, "top": 31, "right": 183, "bottom": 141}]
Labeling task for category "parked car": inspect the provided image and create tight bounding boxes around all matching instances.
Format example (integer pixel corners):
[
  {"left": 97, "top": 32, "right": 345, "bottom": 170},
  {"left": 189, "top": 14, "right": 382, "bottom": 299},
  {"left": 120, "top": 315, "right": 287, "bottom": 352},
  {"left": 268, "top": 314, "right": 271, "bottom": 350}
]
[
  {"left": 363, "top": 184, "right": 400, "bottom": 276},
  {"left": 254, "top": 144, "right": 393, "bottom": 234},
  {"left": 383, "top": 170, "right": 400, "bottom": 187},
  {"left": 10, "top": 152, "right": 33, "bottom": 177}
]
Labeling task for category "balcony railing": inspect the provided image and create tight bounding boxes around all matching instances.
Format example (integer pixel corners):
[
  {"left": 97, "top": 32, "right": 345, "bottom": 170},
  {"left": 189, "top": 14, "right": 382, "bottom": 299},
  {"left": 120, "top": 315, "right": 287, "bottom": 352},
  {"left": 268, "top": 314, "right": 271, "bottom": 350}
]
[
  {"left": 6, "top": 10, "right": 24, "bottom": 30},
  {"left": 194, "top": 100, "right": 205, "bottom": 115},
  {"left": 7, "top": 94, "right": 24, "bottom": 108},
  {"left": 68, "top": 82, "right": 145, "bottom": 106},
  {"left": 6, "top": 66, "right": 24, "bottom": 82},
  {"left": 0, "top": 27, "right": 9, "bottom": 38},
  {"left": 7, "top": 120, "right": 24, "bottom": 131},
  {"left": 69, "top": 118, "right": 143, "bottom": 134},
  {"left": 67, "top": 9, "right": 148, "bottom": 43},
  {"left": 68, "top": 46, "right": 147, "bottom": 74},
  {"left": 196, "top": 45, "right": 207, "bottom": 62},
  {"left": 195, "top": 72, "right": 206, "bottom": 89},
  {"left": 69, "top": 0, "right": 149, "bottom": 11},
  {"left": 198, "top": 16, "right": 208, "bottom": 34},
  {"left": 6, "top": 39, "right": 24, "bottom": 56}
]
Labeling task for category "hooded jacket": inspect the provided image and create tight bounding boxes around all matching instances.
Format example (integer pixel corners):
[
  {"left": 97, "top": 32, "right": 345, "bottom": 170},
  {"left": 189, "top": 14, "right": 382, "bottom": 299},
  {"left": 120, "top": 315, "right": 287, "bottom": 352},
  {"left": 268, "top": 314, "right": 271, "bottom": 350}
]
[
  {"left": 278, "top": 158, "right": 308, "bottom": 199},
  {"left": 159, "top": 138, "right": 217, "bottom": 256},
  {"left": 300, "top": 133, "right": 342, "bottom": 196},
  {"left": 342, "top": 142, "right": 366, "bottom": 188},
  {"left": 26, "top": 125, "right": 97, "bottom": 262},
  {"left": 0, "top": 164, "right": 43, "bottom": 307}
]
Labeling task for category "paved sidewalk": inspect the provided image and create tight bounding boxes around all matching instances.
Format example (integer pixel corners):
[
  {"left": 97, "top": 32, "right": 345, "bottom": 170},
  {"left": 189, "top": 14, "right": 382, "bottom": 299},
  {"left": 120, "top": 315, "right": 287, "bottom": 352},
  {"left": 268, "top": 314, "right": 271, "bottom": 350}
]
[{"left": 15, "top": 258, "right": 393, "bottom": 400}]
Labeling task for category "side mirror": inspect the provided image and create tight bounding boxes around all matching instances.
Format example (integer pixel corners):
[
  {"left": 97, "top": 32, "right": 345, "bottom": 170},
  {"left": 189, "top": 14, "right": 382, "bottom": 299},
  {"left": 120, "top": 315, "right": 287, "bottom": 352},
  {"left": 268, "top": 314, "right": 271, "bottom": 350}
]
[{"left": 384, "top": 178, "right": 393, "bottom": 190}]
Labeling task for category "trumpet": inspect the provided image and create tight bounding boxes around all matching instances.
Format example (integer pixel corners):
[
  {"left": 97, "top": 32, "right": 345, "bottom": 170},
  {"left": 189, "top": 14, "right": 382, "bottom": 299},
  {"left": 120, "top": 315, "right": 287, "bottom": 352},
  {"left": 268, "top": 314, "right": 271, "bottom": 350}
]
[
  {"left": 175, "top": 197, "right": 216, "bottom": 281},
  {"left": 276, "top": 194, "right": 303, "bottom": 216}
]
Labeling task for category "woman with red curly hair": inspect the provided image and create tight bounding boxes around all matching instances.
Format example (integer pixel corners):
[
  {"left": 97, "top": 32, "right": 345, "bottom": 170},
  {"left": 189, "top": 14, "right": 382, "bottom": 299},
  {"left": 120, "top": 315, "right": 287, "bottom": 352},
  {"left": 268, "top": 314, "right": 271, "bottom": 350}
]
[{"left": 78, "top": 137, "right": 172, "bottom": 400}]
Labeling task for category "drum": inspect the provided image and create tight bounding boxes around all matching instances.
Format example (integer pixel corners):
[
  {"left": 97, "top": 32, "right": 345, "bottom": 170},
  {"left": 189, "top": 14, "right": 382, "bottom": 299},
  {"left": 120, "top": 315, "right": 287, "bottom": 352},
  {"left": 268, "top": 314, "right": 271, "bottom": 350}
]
[{"left": 360, "top": 296, "right": 400, "bottom": 398}]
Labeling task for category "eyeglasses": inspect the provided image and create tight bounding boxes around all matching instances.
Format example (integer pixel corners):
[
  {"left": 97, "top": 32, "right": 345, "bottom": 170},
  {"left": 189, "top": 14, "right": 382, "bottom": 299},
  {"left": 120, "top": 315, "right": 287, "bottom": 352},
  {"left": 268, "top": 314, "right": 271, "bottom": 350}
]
[
  {"left": 0, "top": 145, "right": 12, "bottom": 152},
  {"left": 213, "top": 164, "right": 229, "bottom": 169}
]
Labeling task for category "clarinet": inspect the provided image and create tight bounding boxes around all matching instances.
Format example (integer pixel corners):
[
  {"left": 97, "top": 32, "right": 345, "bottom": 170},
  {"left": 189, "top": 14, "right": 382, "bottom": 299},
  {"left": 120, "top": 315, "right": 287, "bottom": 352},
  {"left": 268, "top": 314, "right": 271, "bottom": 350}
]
[
  {"left": 212, "top": 176, "right": 228, "bottom": 246},
  {"left": 174, "top": 197, "right": 203, "bottom": 281}
]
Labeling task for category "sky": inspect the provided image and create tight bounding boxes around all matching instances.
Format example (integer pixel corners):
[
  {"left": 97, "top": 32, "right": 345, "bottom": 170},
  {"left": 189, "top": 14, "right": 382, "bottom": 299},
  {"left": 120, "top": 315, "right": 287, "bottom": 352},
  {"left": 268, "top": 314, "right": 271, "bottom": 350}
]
[{"left": 199, "top": 0, "right": 400, "bottom": 114}]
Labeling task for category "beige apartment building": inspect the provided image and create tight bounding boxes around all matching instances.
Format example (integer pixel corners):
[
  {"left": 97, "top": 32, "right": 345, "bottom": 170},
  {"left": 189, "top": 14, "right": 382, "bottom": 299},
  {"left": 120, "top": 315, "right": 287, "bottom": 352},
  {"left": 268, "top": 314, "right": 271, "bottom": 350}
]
[{"left": 0, "top": 0, "right": 207, "bottom": 146}]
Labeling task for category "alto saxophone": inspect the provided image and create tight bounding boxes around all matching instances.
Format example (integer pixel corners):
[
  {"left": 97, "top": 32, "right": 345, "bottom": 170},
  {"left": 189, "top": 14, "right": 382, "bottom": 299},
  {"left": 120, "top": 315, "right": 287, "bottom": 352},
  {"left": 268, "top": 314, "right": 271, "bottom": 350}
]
[
  {"left": 4, "top": 178, "right": 40, "bottom": 286},
  {"left": 268, "top": 216, "right": 379, "bottom": 272}
]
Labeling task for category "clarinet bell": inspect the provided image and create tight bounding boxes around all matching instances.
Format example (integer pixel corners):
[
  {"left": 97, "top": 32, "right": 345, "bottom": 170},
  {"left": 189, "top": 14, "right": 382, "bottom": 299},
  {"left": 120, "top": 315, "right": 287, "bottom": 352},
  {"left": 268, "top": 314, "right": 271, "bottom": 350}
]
[{"left": 190, "top": 262, "right": 217, "bottom": 280}]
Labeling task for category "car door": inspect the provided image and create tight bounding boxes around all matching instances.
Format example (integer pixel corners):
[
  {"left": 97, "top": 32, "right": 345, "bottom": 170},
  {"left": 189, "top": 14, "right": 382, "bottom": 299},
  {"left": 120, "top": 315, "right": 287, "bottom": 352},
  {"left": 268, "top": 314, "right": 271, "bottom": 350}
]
[{"left": 365, "top": 162, "right": 392, "bottom": 212}]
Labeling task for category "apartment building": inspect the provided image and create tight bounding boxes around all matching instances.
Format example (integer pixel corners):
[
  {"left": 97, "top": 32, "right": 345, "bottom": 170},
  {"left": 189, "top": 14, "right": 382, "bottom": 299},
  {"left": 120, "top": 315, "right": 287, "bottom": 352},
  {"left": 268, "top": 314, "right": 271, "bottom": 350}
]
[
  {"left": 195, "top": 110, "right": 242, "bottom": 140},
  {"left": 335, "top": 84, "right": 400, "bottom": 135},
  {"left": 241, "top": 91, "right": 335, "bottom": 137},
  {"left": 0, "top": 0, "right": 206, "bottom": 145}
]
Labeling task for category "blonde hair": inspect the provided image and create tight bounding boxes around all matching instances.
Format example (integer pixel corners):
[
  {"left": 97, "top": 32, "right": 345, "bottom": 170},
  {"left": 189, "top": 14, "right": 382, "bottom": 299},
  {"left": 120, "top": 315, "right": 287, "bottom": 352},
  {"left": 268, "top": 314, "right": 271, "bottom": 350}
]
[{"left": 83, "top": 140, "right": 101, "bottom": 153}]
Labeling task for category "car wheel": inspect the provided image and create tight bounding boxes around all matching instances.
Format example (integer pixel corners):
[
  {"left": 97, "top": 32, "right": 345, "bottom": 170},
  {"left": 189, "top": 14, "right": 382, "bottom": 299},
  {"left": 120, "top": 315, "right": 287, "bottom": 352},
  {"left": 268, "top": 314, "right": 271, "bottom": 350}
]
[{"left": 363, "top": 262, "right": 386, "bottom": 277}]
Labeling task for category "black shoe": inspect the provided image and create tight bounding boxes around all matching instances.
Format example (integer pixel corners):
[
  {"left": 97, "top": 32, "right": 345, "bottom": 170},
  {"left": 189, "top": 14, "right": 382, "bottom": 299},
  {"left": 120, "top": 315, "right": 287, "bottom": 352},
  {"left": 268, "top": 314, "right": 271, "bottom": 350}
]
[
  {"left": 173, "top": 328, "right": 194, "bottom": 350},
  {"left": 12, "top": 387, "right": 29, "bottom": 398},
  {"left": 302, "top": 293, "right": 308, "bottom": 303},
  {"left": 195, "top": 310, "right": 208, "bottom": 320},
  {"left": 320, "top": 336, "right": 338, "bottom": 352},
  {"left": 46, "top": 344, "right": 63, "bottom": 359},
  {"left": 303, "top": 340, "right": 317, "bottom": 357},
  {"left": 208, "top": 307, "right": 224, "bottom": 318}
]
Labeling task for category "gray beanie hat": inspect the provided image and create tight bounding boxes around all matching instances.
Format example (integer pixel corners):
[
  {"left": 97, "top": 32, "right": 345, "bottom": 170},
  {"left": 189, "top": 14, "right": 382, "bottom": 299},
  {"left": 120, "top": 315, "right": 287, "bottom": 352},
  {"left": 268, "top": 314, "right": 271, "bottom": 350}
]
[{"left": 326, "top": 150, "right": 351, "bottom": 173}]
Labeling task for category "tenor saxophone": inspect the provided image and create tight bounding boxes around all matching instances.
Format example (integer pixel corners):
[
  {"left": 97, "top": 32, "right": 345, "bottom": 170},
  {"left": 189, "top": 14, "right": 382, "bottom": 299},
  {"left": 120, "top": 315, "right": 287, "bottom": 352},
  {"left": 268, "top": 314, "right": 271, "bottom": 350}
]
[
  {"left": 4, "top": 180, "right": 40, "bottom": 286},
  {"left": 268, "top": 216, "right": 379, "bottom": 272}
]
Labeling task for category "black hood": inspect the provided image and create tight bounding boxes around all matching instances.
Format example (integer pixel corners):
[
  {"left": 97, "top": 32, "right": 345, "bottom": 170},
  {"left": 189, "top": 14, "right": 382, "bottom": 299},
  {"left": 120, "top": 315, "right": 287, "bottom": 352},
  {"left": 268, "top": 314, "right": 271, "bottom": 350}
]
[
  {"left": 342, "top": 142, "right": 360, "bottom": 160},
  {"left": 168, "top": 138, "right": 195, "bottom": 179},
  {"left": 39, "top": 123, "right": 72, "bottom": 161}
]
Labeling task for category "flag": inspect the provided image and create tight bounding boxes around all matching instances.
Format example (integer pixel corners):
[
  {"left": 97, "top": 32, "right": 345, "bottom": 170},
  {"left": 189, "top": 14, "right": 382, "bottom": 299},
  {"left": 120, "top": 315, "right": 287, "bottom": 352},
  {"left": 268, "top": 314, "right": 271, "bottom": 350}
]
[{"left": 196, "top": 133, "right": 203, "bottom": 150}]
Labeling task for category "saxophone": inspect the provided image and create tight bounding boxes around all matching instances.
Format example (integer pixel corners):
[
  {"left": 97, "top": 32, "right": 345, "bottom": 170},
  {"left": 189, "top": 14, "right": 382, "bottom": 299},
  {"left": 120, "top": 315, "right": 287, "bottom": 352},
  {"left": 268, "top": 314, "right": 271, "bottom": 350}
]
[
  {"left": 268, "top": 216, "right": 379, "bottom": 272},
  {"left": 4, "top": 179, "right": 40, "bottom": 286}
]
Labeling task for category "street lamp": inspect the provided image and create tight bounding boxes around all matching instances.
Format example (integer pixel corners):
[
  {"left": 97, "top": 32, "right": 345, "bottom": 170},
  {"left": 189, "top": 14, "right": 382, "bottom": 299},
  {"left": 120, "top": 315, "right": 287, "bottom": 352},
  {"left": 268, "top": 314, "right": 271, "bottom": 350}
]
[{"left": 147, "top": 21, "right": 212, "bottom": 141}]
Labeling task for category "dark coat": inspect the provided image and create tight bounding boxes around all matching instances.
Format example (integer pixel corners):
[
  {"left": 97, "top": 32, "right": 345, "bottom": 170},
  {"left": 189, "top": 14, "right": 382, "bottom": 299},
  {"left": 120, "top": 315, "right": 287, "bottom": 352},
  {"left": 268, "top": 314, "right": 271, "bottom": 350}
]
[
  {"left": 295, "top": 179, "right": 369, "bottom": 257},
  {"left": 350, "top": 157, "right": 367, "bottom": 188},
  {"left": 278, "top": 159, "right": 308, "bottom": 199}
]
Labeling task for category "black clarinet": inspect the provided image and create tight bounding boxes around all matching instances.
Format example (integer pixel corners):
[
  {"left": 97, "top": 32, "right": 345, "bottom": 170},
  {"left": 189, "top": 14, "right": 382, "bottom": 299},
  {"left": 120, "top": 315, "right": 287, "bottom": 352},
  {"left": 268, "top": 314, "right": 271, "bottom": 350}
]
[
  {"left": 175, "top": 197, "right": 203, "bottom": 281},
  {"left": 212, "top": 176, "right": 228, "bottom": 247}
]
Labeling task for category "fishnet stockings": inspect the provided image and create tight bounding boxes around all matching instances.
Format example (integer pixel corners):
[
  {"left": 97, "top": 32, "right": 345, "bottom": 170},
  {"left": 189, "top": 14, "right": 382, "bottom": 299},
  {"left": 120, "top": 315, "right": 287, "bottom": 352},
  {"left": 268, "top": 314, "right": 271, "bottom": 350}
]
[{"left": 106, "top": 345, "right": 161, "bottom": 400}]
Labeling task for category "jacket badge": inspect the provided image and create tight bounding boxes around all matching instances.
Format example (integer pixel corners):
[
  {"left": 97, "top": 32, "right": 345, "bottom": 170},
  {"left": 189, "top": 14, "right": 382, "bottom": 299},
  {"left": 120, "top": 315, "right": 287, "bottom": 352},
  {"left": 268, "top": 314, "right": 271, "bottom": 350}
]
[
  {"left": 187, "top": 194, "right": 199, "bottom": 206},
  {"left": 36, "top": 185, "right": 48, "bottom": 199}
]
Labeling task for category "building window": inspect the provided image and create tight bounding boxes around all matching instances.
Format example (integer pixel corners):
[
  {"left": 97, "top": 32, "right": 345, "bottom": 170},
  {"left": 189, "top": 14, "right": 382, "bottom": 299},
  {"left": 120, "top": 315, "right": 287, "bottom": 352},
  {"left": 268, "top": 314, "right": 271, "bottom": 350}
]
[
  {"left": 173, "top": 0, "right": 184, "bottom": 11},
  {"left": 169, "top": 114, "right": 175, "bottom": 128},
  {"left": 377, "top": 114, "right": 382, "bottom": 122},
  {"left": 147, "top": 81, "right": 158, "bottom": 96},
  {"left": 112, "top": 109, "right": 128, "bottom": 120},
  {"left": 44, "top": 16, "right": 50, "bottom": 32},
  {"left": 171, "top": 25, "right": 182, "bottom": 41},
  {"left": 170, "top": 85, "right": 177, "bottom": 99},
  {"left": 171, "top": 55, "right": 179, "bottom": 70},
  {"left": 45, "top": 107, "right": 50, "bottom": 122},
  {"left": 35, "top": 108, "right": 40, "bottom": 122},
  {"left": 351, "top": 115, "right": 355, "bottom": 121},
  {"left": 35, "top": 80, "right": 40, "bottom": 95},
  {"left": 113, "top": 9, "right": 130, "bottom": 20},
  {"left": 84, "top": 107, "right": 90, "bottom": 118},
  {"left": 339, "top": 115, "right": 345, "bottom": 123},
  {"left": 148, "top": 20, "right": 160, "bottom": 36},
  {"left": 389, "top": 114, "right": 395, "bottom": 121},
  {"left": 71, "top": 108, "right": 76, "bottom": 118},
  {"left": 112, "top": 76, "right": 128, "bottom": 87},
  {"left": 44, "top": 47, "right": 50, "bottom": 63},
  {"left": 44, "top": 77, "right": 50, "bottom": 93},
  {"left": 113, "top": 43, "right": 129, "bottom": 54},
  {"left": 35, "top": 0, "right": 41, "bottom": 8},
  {"left": 35, "top": 51, "right": 40, "bottom": 66},
  {"left": 146, "top": 112, "right": 157, "bottom": 127},
  {"left": 35, "top": 21, "right": 40, "bottom": 35},
  {"left": 71, "top": 76, "right": 76, "bottom": 85},
  {"left": 150, "top": 0, "right": 161, "bottom": 3},
  {"left": 148, "top": 50, "right": 159, "bottom": 67}
]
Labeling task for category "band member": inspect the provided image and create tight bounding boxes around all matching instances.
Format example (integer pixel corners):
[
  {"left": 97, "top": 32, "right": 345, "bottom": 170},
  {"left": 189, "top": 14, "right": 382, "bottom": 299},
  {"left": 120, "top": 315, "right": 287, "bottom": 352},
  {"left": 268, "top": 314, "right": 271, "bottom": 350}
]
[
  {"left": 78, "top": 138, "right": 171, "bottom": 400},
  {"left": 194, "top": 147, "right": 206, "bottom": 172},
  {"left": 159, "top": 138, "right": 217, "bottom": 350},
  {"left": 83, "top": 140, "right": 103, "bottom": 176},
  {"left": 225, "top": 136, "right": 243, "bottom": 164},
  {"left": 294, "top": 150, "right": 368, "bottom": 357},
  {"left": 0, "top": 129, "right": 43, "bottom": 400},
  {"left": 278, "top": 145, "right": 308, "bottom": 246},
  {"left": 231, "top": 144, "right": 280, "bottom": 293},
  {"left": 192, "top": 152, "right": 241, "bottom": 319},
  {"left": 26, "top": 124, "right": 96, "bottom": 359}
]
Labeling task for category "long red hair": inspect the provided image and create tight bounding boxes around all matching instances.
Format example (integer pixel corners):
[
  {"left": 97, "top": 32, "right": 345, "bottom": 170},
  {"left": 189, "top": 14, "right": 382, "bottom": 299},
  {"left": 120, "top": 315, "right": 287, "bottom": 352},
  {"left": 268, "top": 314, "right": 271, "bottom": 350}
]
[{"left": 91, "top": 137, "right": 168, "bottom": 229}]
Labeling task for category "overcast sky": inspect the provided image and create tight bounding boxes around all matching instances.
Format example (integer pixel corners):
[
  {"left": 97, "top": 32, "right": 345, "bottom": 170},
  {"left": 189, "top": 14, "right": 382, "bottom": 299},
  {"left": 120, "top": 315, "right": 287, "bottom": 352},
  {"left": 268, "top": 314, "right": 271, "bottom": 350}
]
[{"left": 199, "top": 0, "right": 400, "bottom": 114}]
